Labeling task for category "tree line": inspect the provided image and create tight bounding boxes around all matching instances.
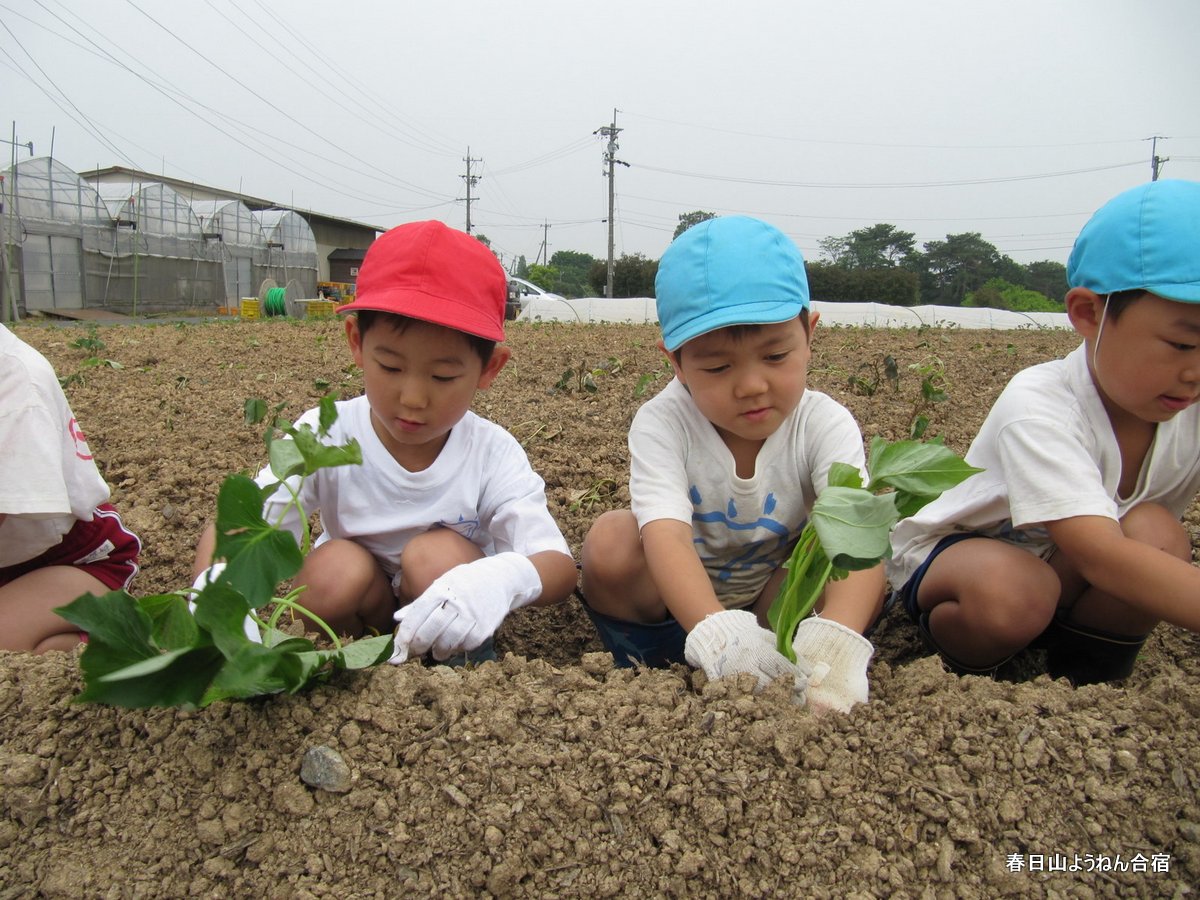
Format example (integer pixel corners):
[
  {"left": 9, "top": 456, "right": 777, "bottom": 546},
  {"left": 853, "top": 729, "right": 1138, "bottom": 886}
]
[{"left": 497, "top": 211, "right": 1068, "bottom": 312}]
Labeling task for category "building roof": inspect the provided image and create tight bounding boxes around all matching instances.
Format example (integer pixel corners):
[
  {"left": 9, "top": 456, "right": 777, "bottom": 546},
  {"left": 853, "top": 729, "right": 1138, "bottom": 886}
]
[{"left": 78, "top": 166, "right": 380, "bottom": 235}]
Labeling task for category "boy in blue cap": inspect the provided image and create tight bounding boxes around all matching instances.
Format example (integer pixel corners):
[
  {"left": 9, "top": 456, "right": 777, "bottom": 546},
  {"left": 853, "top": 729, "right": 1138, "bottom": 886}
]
[
  {"left": 888, "top": 179, "right": 1200, "bottom": 684},
  {"left": 581, "top": 216, "right": 885, "bottom": 713}
]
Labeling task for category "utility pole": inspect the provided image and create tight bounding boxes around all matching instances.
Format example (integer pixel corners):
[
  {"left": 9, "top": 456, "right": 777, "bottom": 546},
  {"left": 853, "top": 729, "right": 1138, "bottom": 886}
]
[
  {"left": 537, "top": 220, "right": 551, "bottom": 266},
  {"left": 595, "top": 109, "right": 628, "bottom": 299},
  {"left": 1, "top": 123, "right": 33, "bottom": 323},
  {"left": 460, "top": 148, "right": 481, "bottom": 234},
  {"left": 1149, "top": 135, "right": 1169, "bottom": 182}
]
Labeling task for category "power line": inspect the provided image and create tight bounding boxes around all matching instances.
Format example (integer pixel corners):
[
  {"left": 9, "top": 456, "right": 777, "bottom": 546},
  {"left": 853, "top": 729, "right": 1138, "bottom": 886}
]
[{"left": 633, "top": 160, "right": 1145, "bottom": 190}]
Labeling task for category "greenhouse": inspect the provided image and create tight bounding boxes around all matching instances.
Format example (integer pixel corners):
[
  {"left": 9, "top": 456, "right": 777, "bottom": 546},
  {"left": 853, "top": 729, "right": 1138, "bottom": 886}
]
[
  {"left": 252, "top": 209, "right": 319, "bottom": 313},
  {"left": 92, "top": 182, "right": 224, "bottom": 315},
  {"left": 0, "top": 156, "right": 109, "bottom": 318},
  {"left": 1, "top": 158, "right": 323, "bottom": 320},
  {"left": 191, "top": 199, "right": 266, "bottom": 305}
]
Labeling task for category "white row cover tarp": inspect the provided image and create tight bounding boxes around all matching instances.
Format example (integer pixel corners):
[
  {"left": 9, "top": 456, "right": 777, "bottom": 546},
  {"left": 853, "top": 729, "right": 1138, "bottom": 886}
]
[{"left": 518, "top": 297, "right": 1070, "bottom": 330}]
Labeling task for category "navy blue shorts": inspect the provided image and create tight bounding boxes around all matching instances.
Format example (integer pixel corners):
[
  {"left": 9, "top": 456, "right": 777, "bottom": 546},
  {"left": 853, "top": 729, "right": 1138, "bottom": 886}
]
[
  {"left": 581, "top": 600, "right": 689, "bottom": 669},
  {"left": 891, "top": 532, "right": 983, "bottom": 623}
]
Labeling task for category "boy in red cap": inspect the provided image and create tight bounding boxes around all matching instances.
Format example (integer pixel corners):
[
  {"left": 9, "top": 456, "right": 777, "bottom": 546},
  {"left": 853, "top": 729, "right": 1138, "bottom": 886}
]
[
  {"left": 193, "top": 221, "right": 576, "bottom": 663},
  {"left": 888, "top": 179, "right": 1200, "bottom": 684}
]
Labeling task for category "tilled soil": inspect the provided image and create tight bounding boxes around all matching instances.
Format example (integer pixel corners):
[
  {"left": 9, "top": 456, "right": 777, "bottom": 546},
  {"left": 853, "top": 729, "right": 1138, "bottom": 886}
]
[{"left": 1, "top": 317, "right": 1197, "bottom": 898}]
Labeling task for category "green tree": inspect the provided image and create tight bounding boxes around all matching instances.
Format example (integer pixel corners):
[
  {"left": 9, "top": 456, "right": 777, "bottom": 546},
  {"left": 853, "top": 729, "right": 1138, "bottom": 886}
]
[
  {"left": 526, "top": 264, "right": 557, "bottom": 292},
  {"left": 1021, "top": 260, "right": 1068, "bottom": 303},
  {"left": 920, "top": 232, "right": 1009, "bottom": 306},
  {"left": 548, "top": 249, "right": 596, "bottom": 298},
  {"left": 674, "top": 210, "right": 717, "bottom": 239},
  {"left": 587, "top": 253, "right": 658, "bottom": 298},
  {"left": 514, "top": 255, "right": 529, "bottom": 279},
  {"left": 964, "top": 278, "right": 1063, "bottom": 312},
  {"left": 820, "top": 223, "right": 918, "bottom": 270}
]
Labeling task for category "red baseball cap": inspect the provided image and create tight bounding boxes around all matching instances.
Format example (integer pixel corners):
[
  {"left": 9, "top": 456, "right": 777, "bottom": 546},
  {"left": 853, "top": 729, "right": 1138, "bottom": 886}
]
[{"left": 337, "top": 221, "right": 507, "bottom": 340}]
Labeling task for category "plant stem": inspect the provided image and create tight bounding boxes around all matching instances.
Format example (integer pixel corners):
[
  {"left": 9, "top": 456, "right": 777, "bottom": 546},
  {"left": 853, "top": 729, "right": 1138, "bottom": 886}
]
[{"left": 266, "top": 586, "right": 342, "bottom": 650}]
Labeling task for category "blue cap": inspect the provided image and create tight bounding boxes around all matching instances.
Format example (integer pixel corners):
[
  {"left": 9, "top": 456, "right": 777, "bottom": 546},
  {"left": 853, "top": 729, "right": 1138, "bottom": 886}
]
[
  {"left": 655, "top": 216, "right": 810, "bottom": 351},
  {"left": 1067, "top": 179, "right": 1200, "bottom": 303}
]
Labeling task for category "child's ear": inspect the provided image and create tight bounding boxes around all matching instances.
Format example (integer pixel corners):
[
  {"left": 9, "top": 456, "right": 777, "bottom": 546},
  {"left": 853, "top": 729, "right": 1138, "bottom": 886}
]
[
  {"left": 657, "top": 338, "right": 685, "bottom": 382},
  {"left": 344, "top": 316, "right": 365, "bottom": 367},
  {"left": 1066, "top": 288, "right": 1105, "bottom": 339},
  {"left": 477, "top": 345, "right": 511, "bottom": 388}
]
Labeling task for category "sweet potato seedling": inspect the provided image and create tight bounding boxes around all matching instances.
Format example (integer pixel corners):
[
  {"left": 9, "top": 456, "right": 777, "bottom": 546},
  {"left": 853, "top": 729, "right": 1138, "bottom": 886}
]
[
  {"left": 56, "top": 395, "right": 395, "bottom": 709},
  {"left": 769, "top": 437, "right": 981, "bottom": 661}
]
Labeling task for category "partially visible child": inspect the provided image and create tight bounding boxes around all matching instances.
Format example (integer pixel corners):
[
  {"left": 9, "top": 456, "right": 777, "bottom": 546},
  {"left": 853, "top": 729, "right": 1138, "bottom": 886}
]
[
  {"left": 581, "top": 216, "right": 886, "bottom": 713},
  {"left": 888, "top": 179, "right": 1200, "bottom": 684},
  {"left": 192, "top": 221, "right": 577, "bottom": 663},
  {"left": 0, "top": 324, "right": 141, "bottom": 652}
]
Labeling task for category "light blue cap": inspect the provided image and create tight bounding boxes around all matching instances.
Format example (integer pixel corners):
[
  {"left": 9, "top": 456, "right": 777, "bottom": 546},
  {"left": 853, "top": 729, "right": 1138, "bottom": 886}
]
[
  {"left": 1067, "top": 179, "right": 1200, "bottom": 303},
  {"left": 655, "top": 216, "right": 810, "bottom": 351}
]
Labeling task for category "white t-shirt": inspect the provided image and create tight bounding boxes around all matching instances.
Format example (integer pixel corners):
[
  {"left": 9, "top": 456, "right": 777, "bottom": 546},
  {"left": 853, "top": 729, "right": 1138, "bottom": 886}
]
[
  {"left": 0, "top": 325, "right": 111, "bottom": 566},
  {"left": 630, "top": 378, "right": 867, "bottom": 608},
  {"left": 888, "top": 343, "right": 1200, "bottom": 587},
  {"left": 256, "top": 395, "right": 570, "bottom": 580}
]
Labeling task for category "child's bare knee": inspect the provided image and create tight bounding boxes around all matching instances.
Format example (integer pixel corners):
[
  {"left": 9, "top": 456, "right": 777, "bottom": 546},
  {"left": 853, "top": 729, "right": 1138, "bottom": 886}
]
[
  {"left": 582, "top": 510, "right": 642, "bottom": 586},
  {"left": 398, "top": 528, "right": 483, "bottom": 593}
]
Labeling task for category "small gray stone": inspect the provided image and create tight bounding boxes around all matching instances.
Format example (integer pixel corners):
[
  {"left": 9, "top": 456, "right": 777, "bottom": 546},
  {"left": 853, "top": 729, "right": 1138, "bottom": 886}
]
[{"left": 299, "top": 745, "right": 352, "bottom": 794}]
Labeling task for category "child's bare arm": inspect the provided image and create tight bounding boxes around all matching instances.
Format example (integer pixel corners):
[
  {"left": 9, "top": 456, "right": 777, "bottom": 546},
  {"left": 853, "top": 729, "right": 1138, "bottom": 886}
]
[
  {"left": 192, "top": 522, "right": 218, "bottom": 581},
  {"left": 1047, "top": 515, "right": 1200, "bottom": 631},
  {"left": 525, "top": 549, "right": 579, "bottom": 608},
  {"left": 819, "top": 563, "right": 886, "bottom": 633},
  {"left": 639, "top": 518, "right": 725, "bottom": 631}
]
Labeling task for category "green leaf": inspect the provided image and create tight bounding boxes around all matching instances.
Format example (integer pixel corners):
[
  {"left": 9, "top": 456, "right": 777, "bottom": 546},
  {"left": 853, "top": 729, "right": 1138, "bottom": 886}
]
[
  {"left": 213, "top": 475, "right": 303, "bottom": 603},
  {"left": 768, "top": 525, "right": 833, "bottom": 661},
  {"left": 866, "top": 439, "right": 983, "bottom": 496},
  {"left": 810, "top": 486, "right": 900, "bottom": 571},
  {"left": 77, "top": 646, "right": 225, "bottom": 708},
  {"left": 202, "top": 643, "right": 298, "bottom": 703},
  {"left": 268, "top": 438, "right": 307, "bottom": 480},
  {"left": 138, "top": 594, "right": 201, "bottom": 650},
  {"left": 244, "top": 397, "right": 268, "bottom": 425},
  {"left": 190, "top": 581, "right": 259, "bottom": 655},
  {"left": 317, "top": 393, "right": 338, "bottom": 435},
  {"left": 826, "top": 462, "right": 863, "bottom": 490},
  {"left": 291, "top": 424, "right": 362, "bottom": 474},
  {"left": 55, "top": 591, "right": 157, "bottom": 670},
  {"left": 892, "top": 489, "right": 938, "bottom": 519},
  {"left": 335, "top": 633, "right": 396, "bottom": 669}
]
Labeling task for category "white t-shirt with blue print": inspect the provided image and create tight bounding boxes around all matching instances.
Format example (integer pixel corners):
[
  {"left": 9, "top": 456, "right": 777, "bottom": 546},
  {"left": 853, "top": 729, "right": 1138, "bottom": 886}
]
[{"left": 629, "top": 378, "right": 867, "bottom": 608}]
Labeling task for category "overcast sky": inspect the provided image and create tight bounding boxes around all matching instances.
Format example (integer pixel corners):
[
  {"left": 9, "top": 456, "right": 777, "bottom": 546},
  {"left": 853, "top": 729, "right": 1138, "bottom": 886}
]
[{"left": 4, "top": 0, "right": 1199, "bottom": 273}]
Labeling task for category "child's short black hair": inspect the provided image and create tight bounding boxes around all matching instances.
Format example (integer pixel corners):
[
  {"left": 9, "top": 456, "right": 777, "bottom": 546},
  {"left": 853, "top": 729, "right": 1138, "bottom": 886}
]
[
  {"left": 671, "top": 309, "right": 811, "bottom": 364},
  {"left": 1102, "top": 289, "right": 1148, "bottom": 322},
  {"left": 354, "top": 310, "right": 496, "bottom": 366}
]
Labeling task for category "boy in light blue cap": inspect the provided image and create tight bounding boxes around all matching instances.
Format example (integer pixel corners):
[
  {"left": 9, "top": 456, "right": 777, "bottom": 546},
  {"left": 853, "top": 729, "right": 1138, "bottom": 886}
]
[
  {"left": 581, "top": 216, "right": 886, "bottom": 714},
  {"left": 888, "top": 179, "right": 1200, "bottom": 684}
]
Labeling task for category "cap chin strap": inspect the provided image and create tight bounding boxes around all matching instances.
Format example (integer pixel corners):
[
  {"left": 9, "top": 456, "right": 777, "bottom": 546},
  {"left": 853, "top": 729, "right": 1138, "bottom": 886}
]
[{"left": 1091, "top": 292, "right": 1111, "bottom": 373}]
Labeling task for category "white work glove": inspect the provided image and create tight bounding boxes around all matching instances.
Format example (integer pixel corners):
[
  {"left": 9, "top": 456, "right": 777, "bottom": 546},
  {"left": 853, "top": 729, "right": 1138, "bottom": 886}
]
[
  {"left": 791, "top": 615, "right": 873, "bottom": 714},
  {"left": 684, "top": 609, "right": 810, "bottom": 701},
  {"left": 188, "top": 562, "right": 262, "bottom": 644},
  {"left": 390, "top": 552, "right": 541, "bottom": 664}
]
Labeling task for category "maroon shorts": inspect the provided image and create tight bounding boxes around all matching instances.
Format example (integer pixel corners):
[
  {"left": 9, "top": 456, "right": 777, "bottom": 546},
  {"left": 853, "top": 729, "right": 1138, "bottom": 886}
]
[{"left": 0, "top": 504, "right": 141, "bottom": 592}]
